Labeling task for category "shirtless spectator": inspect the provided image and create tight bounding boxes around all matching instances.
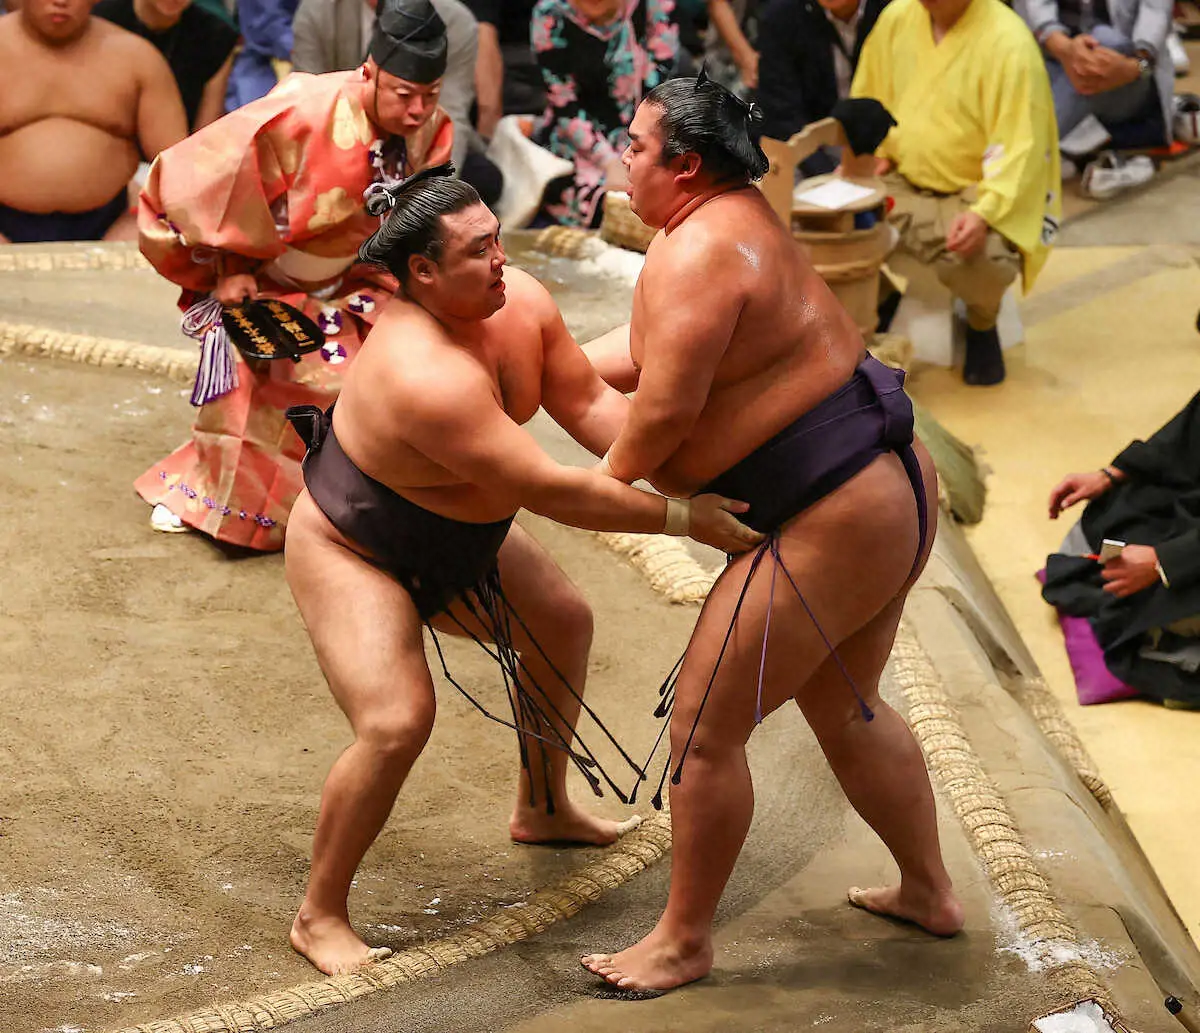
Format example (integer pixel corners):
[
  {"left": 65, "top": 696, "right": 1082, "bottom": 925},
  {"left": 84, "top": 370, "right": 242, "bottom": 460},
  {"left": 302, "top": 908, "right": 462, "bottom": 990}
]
[
  {"left": 0, "top": 0, "right": 186, "bottom": 244},
  {"left": 94, "top": 0, "right": 238, "bottom": 131}
]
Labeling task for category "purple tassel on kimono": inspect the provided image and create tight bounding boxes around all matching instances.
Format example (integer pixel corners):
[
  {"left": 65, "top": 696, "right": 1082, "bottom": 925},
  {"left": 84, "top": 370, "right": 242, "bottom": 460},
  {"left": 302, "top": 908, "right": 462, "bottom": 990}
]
[{"left": 182, "top": 296, "right": 238, "bottom": 407}]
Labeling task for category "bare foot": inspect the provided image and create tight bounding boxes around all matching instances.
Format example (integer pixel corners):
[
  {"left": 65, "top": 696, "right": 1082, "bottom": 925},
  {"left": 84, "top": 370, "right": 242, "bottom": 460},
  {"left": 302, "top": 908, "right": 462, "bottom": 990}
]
[
  {"left": 290, "top": 908, "right": 393, "bottom": 975},
  {"left": 581, "top": 924, "right": 713, "bottom": 993},
  {"left": 510, "top": 803, "right": 642, "bottom": 846},
  {"left": 847, "top": 884, "right": 965, "bottom": 937}
]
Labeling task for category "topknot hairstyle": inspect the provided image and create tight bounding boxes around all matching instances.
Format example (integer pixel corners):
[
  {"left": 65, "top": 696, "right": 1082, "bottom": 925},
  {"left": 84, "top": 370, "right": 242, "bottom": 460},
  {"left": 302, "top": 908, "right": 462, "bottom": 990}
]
[
  {"left": 358, "top": 164, "right": 482, "bottom": 283},
  {"left": 644, "top": 69, "right": 770, "bottom": 183}
]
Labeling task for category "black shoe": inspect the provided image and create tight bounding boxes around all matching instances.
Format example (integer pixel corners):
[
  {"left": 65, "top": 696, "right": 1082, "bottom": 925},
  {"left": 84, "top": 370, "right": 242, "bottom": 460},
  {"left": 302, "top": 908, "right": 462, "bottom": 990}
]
[
  {"left": 963, "top": 326, "right": 1005, "bottom": 386},
  {"left": 876, "top": 290, "right": 902, "bottom": 334}
]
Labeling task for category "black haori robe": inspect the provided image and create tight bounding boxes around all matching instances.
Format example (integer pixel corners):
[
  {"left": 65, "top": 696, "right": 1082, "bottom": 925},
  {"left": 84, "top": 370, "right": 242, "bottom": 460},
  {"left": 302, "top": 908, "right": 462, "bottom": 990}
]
[{"left": 1042, "top": 391, "right": 1200, "bottom": 706}]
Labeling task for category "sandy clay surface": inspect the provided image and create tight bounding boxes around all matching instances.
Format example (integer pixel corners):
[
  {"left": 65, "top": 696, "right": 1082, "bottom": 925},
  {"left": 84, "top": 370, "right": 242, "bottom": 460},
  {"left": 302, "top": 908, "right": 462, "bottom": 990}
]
[{"left": 0, "top": 350, "right": 701, "bottom": 1033}]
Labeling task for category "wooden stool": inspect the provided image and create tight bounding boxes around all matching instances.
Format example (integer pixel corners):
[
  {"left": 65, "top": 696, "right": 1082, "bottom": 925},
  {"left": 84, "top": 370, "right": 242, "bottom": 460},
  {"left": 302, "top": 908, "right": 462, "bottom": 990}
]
[
  {"left": 758, "top": 121, "right": 896, "bottom": 341},
  {"left": 789, "top": 175, "right": 897, "bottom": 339}
]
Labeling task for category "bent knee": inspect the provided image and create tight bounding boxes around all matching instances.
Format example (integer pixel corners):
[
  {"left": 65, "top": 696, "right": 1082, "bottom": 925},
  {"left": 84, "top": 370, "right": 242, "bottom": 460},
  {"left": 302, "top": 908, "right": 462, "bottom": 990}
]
[
  {"left": 358, "top": 703, "right": 437, "bottom": 759},
  {"left": 535, "top": 588, "right": 594, "bottom": 652},
  {"left": 668, "top": 702, "right": 753, "bottom": 758}
]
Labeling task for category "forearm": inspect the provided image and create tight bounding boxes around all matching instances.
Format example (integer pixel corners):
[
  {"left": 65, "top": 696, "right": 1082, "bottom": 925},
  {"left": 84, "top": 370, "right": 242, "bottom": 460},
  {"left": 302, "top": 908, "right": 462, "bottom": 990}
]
[
  {"left": 1040, "top": 29, "right": 1073, "bottom": 61},
  {"left": 708, "top": 0, "right": 755, "bottom": 64},
  {"left": 475, "top": 29, "right": 504, "bottom": 135},
  {"left": 565, "top": 388, "right": 631, "bottom": 457},
  {"left": 605, "top": 408, "right": 694, "bottom": 484},
  {"left": 195, "top": 65, "right": 232, "bottom": 131},
  {"left": 524, "top": 466, "right": 669, "bottom": 533}
]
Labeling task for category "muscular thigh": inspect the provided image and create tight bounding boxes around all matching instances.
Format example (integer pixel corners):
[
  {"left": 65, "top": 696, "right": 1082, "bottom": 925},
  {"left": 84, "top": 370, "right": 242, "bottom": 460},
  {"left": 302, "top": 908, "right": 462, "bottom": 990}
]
[
  {"left": 430, "top": 521, "right": 592, "bottom": 656},
  {"left": 671, "top": 451, "right": 930, "bottom": 749},
  {"left": 285, "top": 490, "right": 436, "bottom": 729}
]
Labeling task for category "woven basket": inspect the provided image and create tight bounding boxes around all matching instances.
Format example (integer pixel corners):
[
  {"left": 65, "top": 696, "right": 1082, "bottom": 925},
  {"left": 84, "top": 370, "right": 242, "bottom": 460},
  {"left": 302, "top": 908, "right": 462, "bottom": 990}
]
[{"left": 600, "top": 192, "right": 656, "bottom": 253}]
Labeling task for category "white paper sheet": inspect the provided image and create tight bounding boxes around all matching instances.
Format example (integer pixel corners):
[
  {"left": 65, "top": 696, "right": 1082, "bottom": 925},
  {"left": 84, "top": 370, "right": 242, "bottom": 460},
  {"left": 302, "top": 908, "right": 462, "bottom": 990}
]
[{"left": 793, "top": 179, "right": 877, "bottom": 211}]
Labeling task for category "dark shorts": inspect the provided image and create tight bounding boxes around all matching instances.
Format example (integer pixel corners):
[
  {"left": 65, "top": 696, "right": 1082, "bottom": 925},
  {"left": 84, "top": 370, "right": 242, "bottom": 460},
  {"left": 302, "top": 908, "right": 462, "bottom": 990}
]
[
  {"left": 703, "top": 352, "right": 927, "bottom": 552},
  {"left": 285, "top": 405, "right": 513, "bottom": 622},
  {"left": 641, "top": 354, "right": 930, "bottom": 806},
  {"left": 0, "top": 191, "right": 128, "bottom": 244},
  {"left": 284, "top": 403, "right": 640, "bottom": 807}
]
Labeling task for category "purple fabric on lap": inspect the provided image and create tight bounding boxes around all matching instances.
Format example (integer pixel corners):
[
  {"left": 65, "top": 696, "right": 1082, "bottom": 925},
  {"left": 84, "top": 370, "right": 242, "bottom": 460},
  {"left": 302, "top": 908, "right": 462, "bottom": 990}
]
[
  {"left": 1058, "top": 613, "right": 1141, "bottom": 705},
  {"left": 1037, "top": 568, "right": 1140, "bottom": 705}
]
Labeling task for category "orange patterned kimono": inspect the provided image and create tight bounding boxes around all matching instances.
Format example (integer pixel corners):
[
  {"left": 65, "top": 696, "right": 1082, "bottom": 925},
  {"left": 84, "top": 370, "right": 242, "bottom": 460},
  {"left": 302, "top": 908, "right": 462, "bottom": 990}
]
[{"left": 135, "top": 68, "right": 453, "bottom": 551}]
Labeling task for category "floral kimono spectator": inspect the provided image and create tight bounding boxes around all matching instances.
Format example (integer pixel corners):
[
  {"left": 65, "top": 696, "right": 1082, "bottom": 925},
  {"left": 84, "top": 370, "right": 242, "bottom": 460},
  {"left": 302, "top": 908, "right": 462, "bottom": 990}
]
[{"left": 531, "top": 0, "right": 679, "bottom": 226}]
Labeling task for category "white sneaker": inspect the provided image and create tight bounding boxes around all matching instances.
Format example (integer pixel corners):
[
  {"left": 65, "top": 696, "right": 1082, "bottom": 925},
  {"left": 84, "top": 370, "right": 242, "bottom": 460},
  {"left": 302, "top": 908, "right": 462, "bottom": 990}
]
[
  {"left": 1175, "top": 93, "right": 1200, "bottom": 145},
  {"left": 1060, "top": 155, "right": 1079, "bottom": 180},
  {"left": 1060, "top": 113, "right": 1112, "bottom": 157},
  {"left": 150, "top": 503, "right": 187, "bottom": 533},
  {"left": 1168, "top": 29, "right": 1191, "bottom": 77},
  {"left": 1080, "top": 152, "right": 1155, "bottom": 200}
]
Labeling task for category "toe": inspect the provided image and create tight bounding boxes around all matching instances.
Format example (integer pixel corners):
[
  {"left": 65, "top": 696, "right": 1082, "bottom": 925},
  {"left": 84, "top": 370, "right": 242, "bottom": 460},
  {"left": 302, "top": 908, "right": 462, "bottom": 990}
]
[{"left": 616, "top": 815, "right": 643, "bottom": 836}]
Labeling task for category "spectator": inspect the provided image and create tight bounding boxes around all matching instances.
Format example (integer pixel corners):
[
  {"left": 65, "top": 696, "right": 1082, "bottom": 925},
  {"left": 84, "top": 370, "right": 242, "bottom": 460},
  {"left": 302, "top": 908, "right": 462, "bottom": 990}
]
[
  {"left": 291, "top": 0, "right": 503, "bottom": 203},
  {"left": 225, "top": 0, "right": 299, "bottom": 110},
  {"left": 756, "top": 0, "right": 890, "bottom": 176},
  {"left": 852, "top": 0, "right": 1061, "bottom": 387},
  {"left": 1022, "top": 0, "right": 1174, "bottom": 199},
  {"left": 94, "top": 0, "right": 239, "bottom": 131},
  {"left": 702, "top": 0, "right": 755, "bottom": 95},
  {"left": 531, "top": 0, "right": 679, "bottom": 227},
  {"left": 466, "top": 0, "right": 545, "bottom": 140},
  {"left": 0, "top": 0, "right": 186, "bottom": 244},
  {"left": 291, "top": 0, "right": 378, "bottom": 72},
  {"left": 1043, "top": 391, "right": 1200, "bottom": 708}
]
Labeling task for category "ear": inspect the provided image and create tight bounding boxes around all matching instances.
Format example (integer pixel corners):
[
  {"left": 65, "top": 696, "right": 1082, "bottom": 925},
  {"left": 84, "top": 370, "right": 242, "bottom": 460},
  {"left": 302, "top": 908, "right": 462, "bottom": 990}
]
[
  {"left": 409, "top": 254, "right": 437, "bottom": 286},
  {"left": 672, "top": 151, "right": 704, "bottom": 185}
]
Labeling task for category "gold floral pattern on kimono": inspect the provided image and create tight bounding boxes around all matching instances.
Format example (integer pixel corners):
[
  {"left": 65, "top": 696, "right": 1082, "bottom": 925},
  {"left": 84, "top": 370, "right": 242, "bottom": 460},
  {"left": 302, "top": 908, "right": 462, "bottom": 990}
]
[{"left": 138, "top": 68, "right": 454, "bottom": 296}]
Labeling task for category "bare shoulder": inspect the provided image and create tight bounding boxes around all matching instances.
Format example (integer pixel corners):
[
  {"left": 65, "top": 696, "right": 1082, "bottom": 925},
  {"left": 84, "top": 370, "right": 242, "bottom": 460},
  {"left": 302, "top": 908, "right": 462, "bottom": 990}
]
[
  {"left": 0, "top": 11, "right": 29, "bottom": 56},
  {"left": 98, "top": 19, "right": 172, "bottom": 75},
  {"left": 364, "top": 305, "right": 493, "bottom": 409},
  {"left": 500, "top": 264, "right": 563, "bottom": 330},
  {"left": 502, "top": 264, "right": 554, "bottom": 309},
  {"left": 646, "top": 190, "right": 772, "bottom": 291}
]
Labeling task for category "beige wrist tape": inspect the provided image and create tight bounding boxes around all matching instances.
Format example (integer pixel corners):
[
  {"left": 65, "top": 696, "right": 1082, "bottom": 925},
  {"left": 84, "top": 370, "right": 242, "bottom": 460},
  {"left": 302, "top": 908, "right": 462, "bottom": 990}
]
[{"left": 663, "top": 497, "right": 691, "bottom": 536}]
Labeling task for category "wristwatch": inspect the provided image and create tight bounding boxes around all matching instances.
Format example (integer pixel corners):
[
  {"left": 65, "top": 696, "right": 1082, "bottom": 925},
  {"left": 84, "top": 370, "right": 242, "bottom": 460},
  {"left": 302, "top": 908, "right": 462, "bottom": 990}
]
[{"left": 1135, "top": 50, "right": 1154, "bottom": 80}]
